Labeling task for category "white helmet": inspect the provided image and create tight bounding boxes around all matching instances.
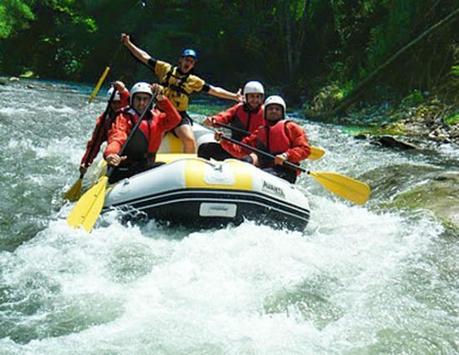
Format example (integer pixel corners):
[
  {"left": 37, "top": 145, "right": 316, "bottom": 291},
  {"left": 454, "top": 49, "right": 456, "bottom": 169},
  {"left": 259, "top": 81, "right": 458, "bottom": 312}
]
[
  {"left": 130, "top": 82, "right": 153, "bottom": 105},
  {"left": 243, "top": 81, "right": 264, "bottom": 96},
  {"left": 264, "top": 95, "right": 286, "bottom": 110},
  {"left": 264, "top": 95, "right": 286, "bottom": 119},
  {"left": 106, "top": 87, "right": 121, "bottom": 102}
]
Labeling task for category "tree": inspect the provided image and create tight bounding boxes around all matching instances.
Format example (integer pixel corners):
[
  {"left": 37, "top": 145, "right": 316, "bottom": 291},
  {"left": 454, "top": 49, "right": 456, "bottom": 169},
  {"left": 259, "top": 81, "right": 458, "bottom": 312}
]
[{"left": 0, "top": 0, "right": 35, "bottom": 39}]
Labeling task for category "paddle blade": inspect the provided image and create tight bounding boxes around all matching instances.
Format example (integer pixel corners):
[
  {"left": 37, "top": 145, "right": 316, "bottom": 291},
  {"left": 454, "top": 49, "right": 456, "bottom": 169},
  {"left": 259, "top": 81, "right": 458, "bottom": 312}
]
[
  {"left": 67, "top": 176, "right": 109, "bottom": 232},
  {"left": 88, "top": 66, "right": 110, "bottom": 103},
  {"left": 308, "top": 171, "right": 371, "bottom": 205},
  {"left": 309, "top": 146, "right": 326, "bottom": 161},
  {"left": 64, "top": 178, "right": 83, "bottom": 202}
]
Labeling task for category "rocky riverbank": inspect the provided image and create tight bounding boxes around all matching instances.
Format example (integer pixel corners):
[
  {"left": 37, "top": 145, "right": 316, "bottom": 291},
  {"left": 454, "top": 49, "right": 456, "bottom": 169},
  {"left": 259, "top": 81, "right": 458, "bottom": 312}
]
[
  {"left": 306, "top": 85, "right": 459, "bottom": 146},
  {"left": 305, "top": 86, "right": 458, "bottom": 231}
]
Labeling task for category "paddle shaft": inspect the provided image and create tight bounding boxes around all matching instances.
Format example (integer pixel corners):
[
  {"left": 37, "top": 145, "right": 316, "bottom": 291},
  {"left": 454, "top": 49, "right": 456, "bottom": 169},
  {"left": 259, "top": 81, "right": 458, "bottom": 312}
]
[
  {"left": 82, "top": 88, "right": 117, "bottom": 169},
  {"left": 221, "top": 135, "right": 371, "bottom": 205},
  {"left": 215, "top": 122, "right": 251, "bottom": 136},
  {"left": 106, "top": 95, "right": 156, "bottom": 178},
  {"left": 221, "top": 135, "right": 306, "bottom": 173},
  {"left": 216, "top": 122, "right": 325, "bottom": 160}
]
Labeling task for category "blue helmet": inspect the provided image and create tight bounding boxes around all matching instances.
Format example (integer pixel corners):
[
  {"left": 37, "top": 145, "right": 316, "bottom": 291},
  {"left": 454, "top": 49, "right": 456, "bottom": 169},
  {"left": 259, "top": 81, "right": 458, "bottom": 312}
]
[{"left": 181, "top": 48, "right": 197, "bottom": 60}]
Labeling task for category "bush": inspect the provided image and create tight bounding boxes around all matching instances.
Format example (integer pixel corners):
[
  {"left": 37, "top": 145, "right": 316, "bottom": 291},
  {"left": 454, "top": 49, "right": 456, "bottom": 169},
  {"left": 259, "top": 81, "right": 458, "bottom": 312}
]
[
  {"left": 444, "top": 112, "right": 459, "bottom": 125},
  {"left": 401, "top": 89, "right": 424, "bottom": 106}
]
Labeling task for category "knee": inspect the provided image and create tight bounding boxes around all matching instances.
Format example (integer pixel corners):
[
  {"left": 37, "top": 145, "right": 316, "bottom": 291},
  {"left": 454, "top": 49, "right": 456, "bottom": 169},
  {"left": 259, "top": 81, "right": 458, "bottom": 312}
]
[{"left": 180, "top": 134, "right": 196, "bottom": 144}]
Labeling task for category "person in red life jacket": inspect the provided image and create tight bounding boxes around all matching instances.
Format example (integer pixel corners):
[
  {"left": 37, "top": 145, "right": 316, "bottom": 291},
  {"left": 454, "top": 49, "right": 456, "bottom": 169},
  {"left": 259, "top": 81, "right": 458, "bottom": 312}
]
[
  {"left": 79, "top": 81, "right": 130, "bottom": 175},
  {"left": 121, "top": 33, "right": 242, "bottom": 153},
  {"left": 104, "top": 82, "right": 181, "bottom": 184},
  {"left": 198, "top": 81, "right": 265, "bottom": 161},
  {"left": 216, "top": 95, "right": 311, "bottom": 183}
]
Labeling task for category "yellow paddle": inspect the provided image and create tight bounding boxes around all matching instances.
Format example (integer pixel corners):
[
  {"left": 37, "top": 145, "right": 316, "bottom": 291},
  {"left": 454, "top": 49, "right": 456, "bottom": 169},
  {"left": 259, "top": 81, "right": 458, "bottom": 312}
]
[
  {"left": 214, "top": 122, "right": 325, "bottom": 160},
  {"left": 88, "top": 67, "right": 110, "bottom": 104},
  {"left": 64, "top": 89, "right": 118, "bottom": 201},
  {"left": 63, "top": 173, "right": 84, "bottom": 202},
  {"left": 67, "top": 95, "right": 155, "bottom": 232},
  {"left": 88, "top": 44, "right": 122, "bottom": 103},
  {"left": 221, "top": 135, "right": 371, "bottom": 205}
]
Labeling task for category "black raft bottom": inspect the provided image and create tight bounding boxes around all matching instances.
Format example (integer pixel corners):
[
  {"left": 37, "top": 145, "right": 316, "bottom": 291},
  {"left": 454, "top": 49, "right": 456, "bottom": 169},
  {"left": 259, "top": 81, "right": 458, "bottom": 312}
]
[{"left": 103, "top": 189, "right": 310, "bottom": 232}]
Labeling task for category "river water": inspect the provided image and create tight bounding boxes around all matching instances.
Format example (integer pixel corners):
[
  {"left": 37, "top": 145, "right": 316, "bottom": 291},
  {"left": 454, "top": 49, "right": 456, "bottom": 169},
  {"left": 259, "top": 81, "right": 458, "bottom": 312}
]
[{"left": 0, "top": 80, "right": 457, "bottom": 354}]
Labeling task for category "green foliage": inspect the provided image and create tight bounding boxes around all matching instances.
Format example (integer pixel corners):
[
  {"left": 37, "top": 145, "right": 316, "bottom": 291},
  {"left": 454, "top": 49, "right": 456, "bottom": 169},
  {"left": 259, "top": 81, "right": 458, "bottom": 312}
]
[
  {"left": 444, "top": 113, "right": 459, "bottom": 125},
  {"left": 0, "top": 0, "right": 35, "bottom": 39},
  {"left": 0, "top": 1, "right": 97, "bottom": 79},
  {"left": 366, "top": 0, "right": 422, "bottom": 70},
  {"left": 401, "top": 89, "right": 424, "bottom": 106},
  {"left": 342, "top": 123, "right": 405, "bottom": 136},
  {"left": 0, "top": 0, "right": 457, "bottom": 103}
]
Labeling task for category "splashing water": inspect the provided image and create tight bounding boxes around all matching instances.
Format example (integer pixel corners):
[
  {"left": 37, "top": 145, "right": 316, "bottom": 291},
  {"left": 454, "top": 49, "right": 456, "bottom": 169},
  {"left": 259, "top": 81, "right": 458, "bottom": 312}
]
[{"left": 0, "top": 81, "right": 457, "bottom": 354}]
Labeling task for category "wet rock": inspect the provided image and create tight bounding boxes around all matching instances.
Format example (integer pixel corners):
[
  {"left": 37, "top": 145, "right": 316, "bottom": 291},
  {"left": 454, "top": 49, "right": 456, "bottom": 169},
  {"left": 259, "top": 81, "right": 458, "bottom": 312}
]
[
  {"left": 354, "top": 133, "right": 369, "bottom": 140},
  {"left": 371, "top": 135, "right": 420, "bottom": 150},
  {"left": 428, "top": 128, "right": 451, "bottom": 143},
  {"left": 450, "top": 126, "right": 459, "bottom": 138},
  {"left": 362, "top": 164, "right": 440, "bottom": 201},
  {"left": 363, "top": 165, "right": 459, "bottom": 230},
  {"left": 9, "top": 77, "right": 20, "bottom": 82},
  {"left": 390, "top": 171, "right": 459, "bottom": 230}
]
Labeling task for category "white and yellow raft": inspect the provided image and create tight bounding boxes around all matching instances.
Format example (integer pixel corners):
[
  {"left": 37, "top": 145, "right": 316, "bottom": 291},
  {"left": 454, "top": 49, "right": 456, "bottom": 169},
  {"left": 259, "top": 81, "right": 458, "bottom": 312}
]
[{"left": 101, "top": 124, "right": 310, "bottom": 230}]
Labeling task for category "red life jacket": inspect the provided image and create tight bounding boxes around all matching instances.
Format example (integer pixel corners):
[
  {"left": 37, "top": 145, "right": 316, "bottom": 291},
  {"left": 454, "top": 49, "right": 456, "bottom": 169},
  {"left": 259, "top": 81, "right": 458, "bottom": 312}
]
[
  {"left": 121, "top": 107, "right": 162, "bottom": 163},
  {"left": 102, "top": 110, "right": 118, "bottom": 135},
  {"left": 80, "top": 110, "right": 118, "bottom": 167},
  {"left": 256, "top": 120, "right": 291, "bottom": 168},
  {"left": 230, "top": 103, "right": 264, "bottom": 141}
]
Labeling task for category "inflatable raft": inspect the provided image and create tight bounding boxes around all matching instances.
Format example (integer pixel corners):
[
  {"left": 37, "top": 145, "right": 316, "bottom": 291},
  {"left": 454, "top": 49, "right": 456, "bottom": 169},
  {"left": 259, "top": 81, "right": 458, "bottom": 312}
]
[{"left": 101, "top": 124, "right": 310, "bottom": 230}]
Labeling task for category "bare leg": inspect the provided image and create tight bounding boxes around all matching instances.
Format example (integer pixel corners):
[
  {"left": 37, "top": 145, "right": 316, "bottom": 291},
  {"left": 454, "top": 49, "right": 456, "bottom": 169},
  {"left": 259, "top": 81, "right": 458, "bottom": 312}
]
[{"left": 174, "top": 124, "right": 196, "bottom": 153}]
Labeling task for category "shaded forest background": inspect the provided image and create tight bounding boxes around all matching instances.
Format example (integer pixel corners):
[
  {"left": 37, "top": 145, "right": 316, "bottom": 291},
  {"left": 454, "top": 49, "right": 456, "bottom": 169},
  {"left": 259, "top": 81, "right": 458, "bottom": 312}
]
[{"left": 1, "top": 0, "right": 458, "bottom": 107}]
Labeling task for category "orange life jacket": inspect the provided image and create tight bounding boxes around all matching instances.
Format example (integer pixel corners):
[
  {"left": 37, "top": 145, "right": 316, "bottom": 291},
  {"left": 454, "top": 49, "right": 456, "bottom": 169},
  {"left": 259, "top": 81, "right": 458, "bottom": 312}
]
[
  {"left": 120, "top": 107, "right": 164, "bottom": 163},
  {"left": 255, "top": 120, "right": 291, "bottom": 168},
  {"left": 230, "top": 103, "right": 264, "bottom": 140}
]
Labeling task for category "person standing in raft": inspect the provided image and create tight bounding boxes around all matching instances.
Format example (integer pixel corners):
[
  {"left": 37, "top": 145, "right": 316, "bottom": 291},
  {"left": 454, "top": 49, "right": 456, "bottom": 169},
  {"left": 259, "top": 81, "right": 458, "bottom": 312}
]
[
  {"left": 120, "top": 33, "right": 242, "bottom": 153},
  {"left": 104, "top": 82, "right": 181, "bottom": 184},
  {"left": 198, "top": 80, "right": 265, "bottom": 161},
  {"left": 80, "top": 81, "right": 130, "bottom": 175},
  {"left": 215, "top": 95, "right": 311, "bottom": 183}
]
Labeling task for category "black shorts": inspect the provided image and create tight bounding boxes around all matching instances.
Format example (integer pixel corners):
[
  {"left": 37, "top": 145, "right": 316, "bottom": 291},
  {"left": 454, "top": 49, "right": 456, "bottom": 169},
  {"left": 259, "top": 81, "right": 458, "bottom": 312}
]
[
  {"left": 171, "top": 111, "right": 193, "bottom": 136},
  {"left": 262, "top": 166, "right": 298, "bottom": 184},
  {"left": 178, "top": 111, "right": 193, "bottom": 126},
  {"left": 197, "top": 142, "right": 233, "bottom": 161}
]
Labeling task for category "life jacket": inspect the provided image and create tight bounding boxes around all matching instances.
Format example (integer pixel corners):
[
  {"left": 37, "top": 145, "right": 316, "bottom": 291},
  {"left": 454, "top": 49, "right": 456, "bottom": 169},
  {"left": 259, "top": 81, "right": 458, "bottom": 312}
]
[
  {"left": 101, "top": 109, "right": 118, "bottom": 139},
  {"left": 230, "top": 103, "right": 264, "bottom": 141},
  {"left": 256, "top": 120, "right": 292, "bottom": 168},
  {"left": 160, "top": 66, "right": 192, "bottom": 111},
  {"left": 121, "top": 107, "right": 156, "bottom": 164}
]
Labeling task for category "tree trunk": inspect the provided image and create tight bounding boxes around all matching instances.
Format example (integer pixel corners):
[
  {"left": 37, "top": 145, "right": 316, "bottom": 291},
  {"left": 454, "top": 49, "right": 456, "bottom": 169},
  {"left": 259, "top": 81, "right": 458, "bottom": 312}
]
[
  {"left": 292, "top": 0, "right": 309, "bottom": 75},
  {"left": 285, "top": 4, "right": 293, "bottom": 79}
]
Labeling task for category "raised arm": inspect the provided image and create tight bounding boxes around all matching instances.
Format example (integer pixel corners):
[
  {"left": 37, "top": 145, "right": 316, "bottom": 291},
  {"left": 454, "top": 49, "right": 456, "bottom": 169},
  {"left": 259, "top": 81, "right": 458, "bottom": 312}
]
[
  {"left": 121, "top": 33, "right": 151, "bottom": 65},
  {"left": 208, "top": 85, "right": 243, "bottom": 102}
]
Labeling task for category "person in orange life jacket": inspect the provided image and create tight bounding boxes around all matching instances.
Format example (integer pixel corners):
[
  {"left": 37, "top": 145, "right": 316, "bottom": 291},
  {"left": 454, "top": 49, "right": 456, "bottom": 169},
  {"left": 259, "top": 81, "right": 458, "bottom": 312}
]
[
  {"left": 198, "top": 81, "right": 265, "bottom": 161},
  {"left": 215, "top": 95, "right": 311, "bottom": 183},
  {"left": 79, "top": 81, "right": 130, "bottom": 175},
  {"left": 121, "top": 33, "right": 242, "bottom": 153},
  {"left": 104, "top": 82, "right": 181, "bottom": 184}
]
